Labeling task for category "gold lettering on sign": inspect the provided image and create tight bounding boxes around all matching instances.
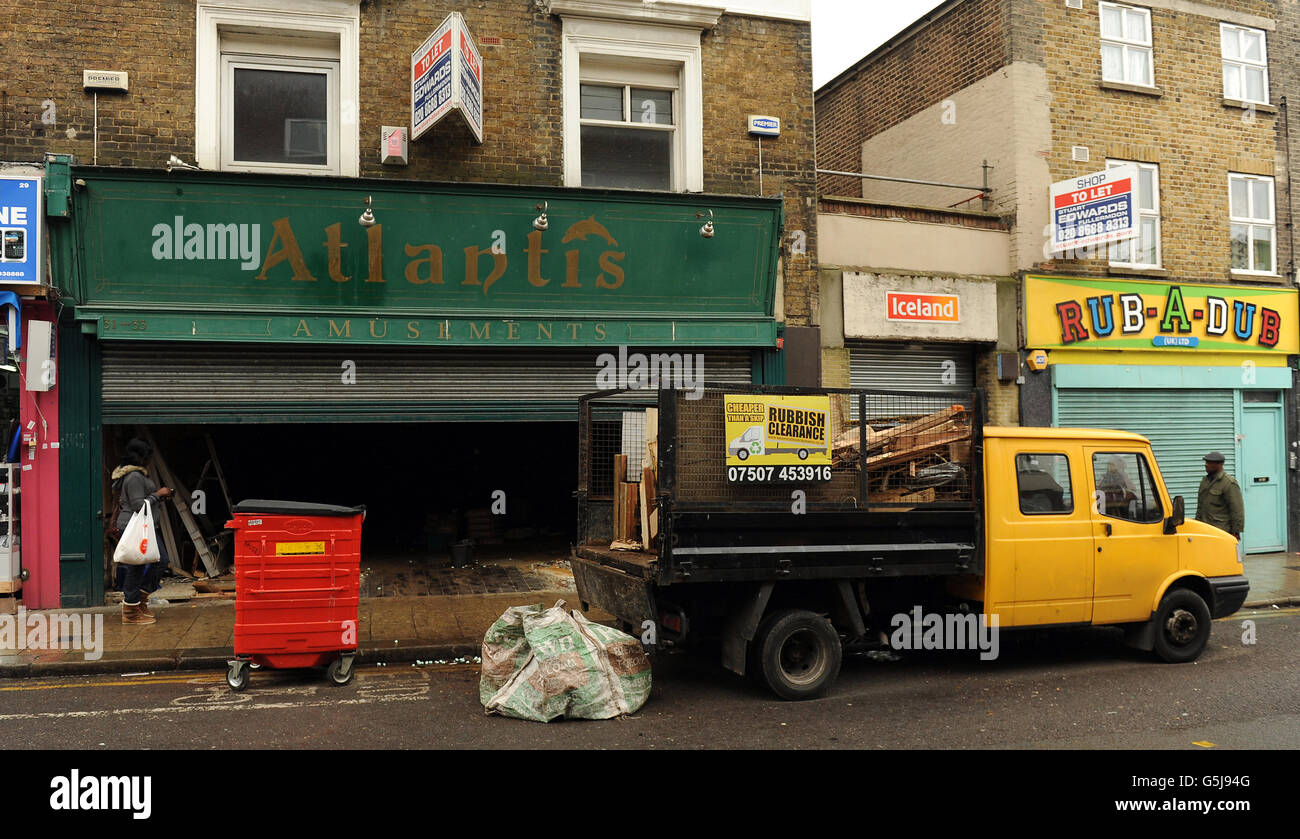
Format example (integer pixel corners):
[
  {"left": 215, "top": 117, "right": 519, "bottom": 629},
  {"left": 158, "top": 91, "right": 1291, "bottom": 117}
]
[
  {"left": 537, "top": 323, "right": 552, "bottom": 340},
  {"left": 257, "top": 218, "right": 316, "bottom": 282},
  {"left": 407, "top": 321, "right": 421, "bottom": 339},
  {"left": 292, "top": 319, "right": 313, "bottom": 338},
  {"left": 594, "top": 323, "right": 606, "bottom": 340},
  {"left": 563, "top": 250, "right": 581, "bottom": 288},
  {"left": 438, "top": 320, "right": 450, "bottom": 340},
  {"left": 463, "top": 245, "right": 507, "bottom": 295},
  {"left": 470, "top": 322, "right": 491, "bottom": 340},
  {"left": 365, "top": 225, "right": 385, "bottom": 283},
  {"left": 526, "top": 231, "right": 549, "bottom": 287},
  {"left": 596, "top": 252, "right": 625, "bottom": 289},
  {"left": 568, "top": 323, "right": 581, "bottom": 340},
  {"left": 323, "top": 223, "right": 351, "bottom": 283},
  {"left": 507, "top": 321, "right": 519, "bottom": 340},
  {"left": 329, "top": 320, "right": 351, "bottom": 338},
  {"left": 369, "top": 319, "right": 387, "bottom": 339},
  {"left": 404, "top": 244, "right": 444, "bottom": 285}
]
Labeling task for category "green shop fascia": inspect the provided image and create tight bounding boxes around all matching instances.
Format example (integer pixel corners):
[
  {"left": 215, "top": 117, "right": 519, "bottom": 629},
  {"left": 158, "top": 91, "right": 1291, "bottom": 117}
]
[{"left": 46, "top": 158, "right": 785, "bottom": 605}]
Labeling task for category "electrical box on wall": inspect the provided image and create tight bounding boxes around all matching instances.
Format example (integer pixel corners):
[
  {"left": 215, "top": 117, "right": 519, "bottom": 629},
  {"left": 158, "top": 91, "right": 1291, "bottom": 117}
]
[
  {"left": 996, "top": 352, "right": 1020, "bottom": 383},
  {"left": 24, "top": 320, "right": 55, "bottom": 392},
  {"left": 381, "top": 126, "right": 409, "bottom": 165}
]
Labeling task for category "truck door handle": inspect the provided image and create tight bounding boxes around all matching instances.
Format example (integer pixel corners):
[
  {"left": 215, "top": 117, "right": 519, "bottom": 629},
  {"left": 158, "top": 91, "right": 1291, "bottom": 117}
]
[{"left": 1103, "top": 523, "right": 1112, "bottom": 537}]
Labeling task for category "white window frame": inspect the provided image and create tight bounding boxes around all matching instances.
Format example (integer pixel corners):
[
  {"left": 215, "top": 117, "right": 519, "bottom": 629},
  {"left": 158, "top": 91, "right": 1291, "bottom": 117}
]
[
  {"left": 578, "top": 65, "right": 680, "bottom": 190},
  {"left": 1228, "top": 172, "right": 1277, "bottom": 276},
  {"left": 1220, "top": 23, "right": 1269, "bottom": 105},
  {"left": 1106, "top": 159, "right": 1161, "bottom": 269},
  {"left": 558, "top": 16, "right": 708, "bottom": 191},
  {"left": 220, "top": 51, "right": 340, "bottom": 175},
  {"left": 196, "top": 1, "right": 359, "bottom": 176},
  {"left": 1099, "top": 2, "right": 1154, "bottom": 88}
]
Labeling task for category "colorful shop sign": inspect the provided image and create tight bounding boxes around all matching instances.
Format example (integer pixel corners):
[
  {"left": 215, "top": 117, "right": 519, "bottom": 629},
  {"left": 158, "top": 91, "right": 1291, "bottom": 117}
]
[
  {"left": 724, "top": 394, "right": 832, "bottom": 483},
  {"left": 1025, "top": 275, "right": 1299, "bottom": 354}
]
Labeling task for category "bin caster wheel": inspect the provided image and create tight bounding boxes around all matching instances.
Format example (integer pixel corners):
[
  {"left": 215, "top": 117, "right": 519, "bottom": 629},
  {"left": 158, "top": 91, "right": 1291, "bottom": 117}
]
[
  {"left": 226, "top": 661, "right": 250, "bottom": 692},
  {"left": 327, "top": 656, "right": 355, "bottom": 686}
]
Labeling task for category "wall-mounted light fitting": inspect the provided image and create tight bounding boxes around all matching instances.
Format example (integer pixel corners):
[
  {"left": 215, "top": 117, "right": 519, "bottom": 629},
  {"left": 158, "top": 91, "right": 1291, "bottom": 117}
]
[
  {"left": 698, "top": 210, "right": 714, "bottom": 239},
  {"left": 359, "top": 196, "right": 376, "bottom": 228},
  {"left": 165, "top": 154, "right": 201, "bottom": 172},
  {"left": 533, "top": 201, "right": 549, "bottom": 232}
]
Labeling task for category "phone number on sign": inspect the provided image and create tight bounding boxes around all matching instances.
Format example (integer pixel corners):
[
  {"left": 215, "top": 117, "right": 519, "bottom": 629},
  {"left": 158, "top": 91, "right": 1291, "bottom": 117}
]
[{"left": 727, "top": 465, "right": 832, "bottom": 483}]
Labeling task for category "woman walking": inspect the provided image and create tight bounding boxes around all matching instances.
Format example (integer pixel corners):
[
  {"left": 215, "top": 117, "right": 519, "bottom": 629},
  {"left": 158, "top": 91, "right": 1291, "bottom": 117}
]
[{"left": 110, "top": 438, "right": 173, "bottom": 625}]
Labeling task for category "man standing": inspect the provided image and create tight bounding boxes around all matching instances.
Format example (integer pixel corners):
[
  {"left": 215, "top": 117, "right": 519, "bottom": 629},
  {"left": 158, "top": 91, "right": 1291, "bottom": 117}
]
[{"left": 1196, "top": 451, "right": 1245, "bottom": 541}]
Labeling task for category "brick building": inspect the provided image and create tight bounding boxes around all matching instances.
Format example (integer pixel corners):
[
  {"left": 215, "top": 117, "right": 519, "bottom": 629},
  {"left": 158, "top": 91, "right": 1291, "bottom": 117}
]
[
  {"left": 816, "top": 0, "right": 1299, "bottom": 553},
  {"left": 0, "top": 0, "right": 816, "bottom": 607}
]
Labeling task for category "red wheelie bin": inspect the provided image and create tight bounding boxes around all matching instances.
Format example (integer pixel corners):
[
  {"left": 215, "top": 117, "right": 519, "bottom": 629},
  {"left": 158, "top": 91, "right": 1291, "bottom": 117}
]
[{"left": 224, "top": 499, "right": 366, "bottom": 691}]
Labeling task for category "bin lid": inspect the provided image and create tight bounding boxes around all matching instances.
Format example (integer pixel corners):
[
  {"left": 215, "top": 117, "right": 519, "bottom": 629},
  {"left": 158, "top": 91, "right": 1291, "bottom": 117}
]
[{"left": 231, "top": 499, "right": 367, "bottom": 517}]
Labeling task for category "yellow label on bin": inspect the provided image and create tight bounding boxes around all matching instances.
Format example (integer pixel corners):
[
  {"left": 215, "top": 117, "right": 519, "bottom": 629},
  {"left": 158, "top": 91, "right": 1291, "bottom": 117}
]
[{"left": 275, "top": 541, "right": 326, "bottom": 556}]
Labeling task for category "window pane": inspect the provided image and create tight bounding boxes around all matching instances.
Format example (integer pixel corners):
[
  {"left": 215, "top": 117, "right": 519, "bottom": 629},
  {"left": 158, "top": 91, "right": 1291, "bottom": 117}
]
[
  {"left": 1140, "top": 216, "right": 1158, "bottom": 264},
  {"left": 1101, "top": 43, "right": 1124, "bottom": 80},
  {"left": 1224, "top": 65, "right": 1241, "bottom": 100},
  {"left": 1242, "top": 30, "right": 1262, "bottom": 62},
  {"left": 1251, "top": 180, "right": 1271, "bottom": 220},
  {"left": 1124, "top": 9, "right": 1149, "bottom": 44},
  {"left": 1252, "top": 225, "right": 1273, "bottom": 272},
  {"left": 1138, "top": 167, "right": 1154, "bottom": 209},
  {"left": 1101, "top": 5, "right": 1123, "bottom": 39},
  {"left": 580, "top": 84, "right": 624, "bottom": 121},
  {"left": 631, "top": 88, "right": 673, "bottom": 125},
  {"left": 581, "top": 125, "right": 672, "bottom": 190},
  {"left": 1221, "top": 28, "right": 1240, "bottom": 59},
  {"left": 232, "top": 68, "right": 328, "bottom": 165},
  {"left": 1094, "top": 453, "right": 1162, "bottom": 523},
  {"left": 1110, "top": 237, "right": 1132, "bottom": 263},
  {"left": 1245, "top": 67, "right": 1265, "bottom": 102},
  {"left": 1230, "top": 177, "right": 1247, "bottom": 217},
  {"left": 1231, "top": 223, "right": 1250, "bottom": 268},
  {"left": 1126, "top": 47, "right": 1150, "bottom": 85},
  {"left": 1016, "top": 454, "right": 1073, "bottom": 514}
]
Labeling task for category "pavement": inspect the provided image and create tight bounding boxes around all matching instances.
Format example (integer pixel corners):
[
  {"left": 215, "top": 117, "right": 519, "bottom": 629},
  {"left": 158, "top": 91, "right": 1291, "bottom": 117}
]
[{"left": 0, "top": 552, "right": 1297, "bottom": 679}]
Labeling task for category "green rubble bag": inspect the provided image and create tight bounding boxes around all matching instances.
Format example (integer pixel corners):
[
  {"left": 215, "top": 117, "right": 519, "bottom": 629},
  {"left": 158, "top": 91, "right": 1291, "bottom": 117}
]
[{"left": 480, "top": 600, "right": 652, "bottom": 722}]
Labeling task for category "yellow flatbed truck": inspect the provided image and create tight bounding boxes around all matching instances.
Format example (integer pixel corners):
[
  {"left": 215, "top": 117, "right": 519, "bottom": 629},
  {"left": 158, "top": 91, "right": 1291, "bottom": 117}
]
[{"left": 573, "top": 387, "right": 1250, "bottom": 700}]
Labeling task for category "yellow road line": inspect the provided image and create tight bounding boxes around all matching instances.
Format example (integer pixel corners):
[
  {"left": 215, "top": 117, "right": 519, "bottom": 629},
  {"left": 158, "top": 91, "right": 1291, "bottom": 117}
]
[{"left": 0, "top": 674, "right": 224, "bottom": 692}]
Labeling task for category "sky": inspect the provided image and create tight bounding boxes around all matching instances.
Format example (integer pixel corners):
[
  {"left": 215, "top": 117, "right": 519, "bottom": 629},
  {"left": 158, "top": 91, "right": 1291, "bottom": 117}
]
[{"left": 811, "top": 0, "right": 949, "bottom": 89}]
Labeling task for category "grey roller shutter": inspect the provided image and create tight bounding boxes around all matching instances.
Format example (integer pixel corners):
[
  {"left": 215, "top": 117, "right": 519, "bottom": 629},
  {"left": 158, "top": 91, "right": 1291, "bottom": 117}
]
[
  {"left": 101, "top": 342, "right": 754, "bottom": 423},
  {"left": 849, "top": 341, "right": 976, "bottom": 419},
  {"left": 1055, "top": 388, "right": 1236, "bottom": 519}
]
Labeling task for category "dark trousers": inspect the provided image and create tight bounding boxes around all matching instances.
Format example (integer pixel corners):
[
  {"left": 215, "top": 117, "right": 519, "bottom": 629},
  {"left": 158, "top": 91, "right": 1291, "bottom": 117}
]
[{"left": 117, "top": 541, "right": 171, "bottom": 604}]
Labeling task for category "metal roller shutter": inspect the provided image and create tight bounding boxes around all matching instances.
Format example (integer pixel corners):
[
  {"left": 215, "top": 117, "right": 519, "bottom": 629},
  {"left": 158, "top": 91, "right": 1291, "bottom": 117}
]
[
  {"left": 1055, "top": 388, "right": 1236, "bottom": 519},
  {"left": 849, "top": 342, "right": 977, "bottom": 419},
  {"left": 101, "top": 342, "right": 754, "bottom": 423}
]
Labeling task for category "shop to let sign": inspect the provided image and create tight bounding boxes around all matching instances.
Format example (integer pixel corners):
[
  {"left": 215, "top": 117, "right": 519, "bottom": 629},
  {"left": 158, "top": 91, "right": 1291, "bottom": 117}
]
[
  {"left": 1025, "top": 275, "right": 1299, "bottom": 354},
  {"left": 1049, "top": 165, "right": 1137, "bottom": 253},
  {"left": 411, "top": 12, "right": 483, "bottom": 144},
  {"left": 886, "top": 292, "right": 959, "bottom": 323},
  {"left": 0, "top": 176, "right": 42, "bottom": 285}
]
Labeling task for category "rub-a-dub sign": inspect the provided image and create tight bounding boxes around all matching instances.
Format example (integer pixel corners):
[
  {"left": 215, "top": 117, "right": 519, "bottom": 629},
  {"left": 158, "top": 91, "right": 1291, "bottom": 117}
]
[{"left": 1025, "top": 275, "right": 1299, "bottom": 354}]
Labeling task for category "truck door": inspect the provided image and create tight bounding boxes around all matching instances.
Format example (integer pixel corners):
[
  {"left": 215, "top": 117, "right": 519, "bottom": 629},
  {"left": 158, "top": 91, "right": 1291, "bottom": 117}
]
[
  {"left": 1085, "top": 448, "right": 1180, "bottom": 624},
  {"left": 997, "top": 449, "right": 1094, "bottom": 626}
]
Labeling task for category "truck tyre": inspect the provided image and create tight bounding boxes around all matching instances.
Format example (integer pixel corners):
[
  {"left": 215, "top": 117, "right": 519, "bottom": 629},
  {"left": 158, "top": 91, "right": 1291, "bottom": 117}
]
[
  {"left": 1152, "top": 589, "right": 1212, "bottom": 663},
  {"left": 754, "top": 609, "right": 842, "bottom": 700},
  {"left": 736, "top": 448, "right": 749, "bottom": 461}
]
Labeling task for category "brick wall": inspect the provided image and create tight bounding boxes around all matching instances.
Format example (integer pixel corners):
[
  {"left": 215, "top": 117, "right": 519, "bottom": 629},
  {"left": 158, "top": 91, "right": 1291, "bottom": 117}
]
[
  {"left": 1270, "top": 0, "right": 1297, "bottom": 279},
  {"left": 814, "top": 0, "right": 1009, "bottom": 197},
  {"left": 1038, "top": 0, "right": 1279, "bottom": 283},
  {"left": 0, "top": 0, "right": 815, "bottom": 319}
]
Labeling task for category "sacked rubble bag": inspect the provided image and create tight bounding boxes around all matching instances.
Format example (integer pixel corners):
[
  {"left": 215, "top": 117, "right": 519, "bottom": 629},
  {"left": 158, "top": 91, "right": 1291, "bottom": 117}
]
[{"left": 480, "top": 600, "right": 652, "bottom": 722}]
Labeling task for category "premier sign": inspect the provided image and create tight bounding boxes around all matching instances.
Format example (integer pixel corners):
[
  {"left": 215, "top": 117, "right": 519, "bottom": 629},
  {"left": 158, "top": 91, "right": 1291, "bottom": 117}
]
[
  {"left": 411, "top": 12, "right": 483, "bottom": 144},
  {"left": 1049, "top": 164, "right": 1138, "bottom": 253},
  {"left": 886, "top": 292, "right": 959, "bottom": 323}
]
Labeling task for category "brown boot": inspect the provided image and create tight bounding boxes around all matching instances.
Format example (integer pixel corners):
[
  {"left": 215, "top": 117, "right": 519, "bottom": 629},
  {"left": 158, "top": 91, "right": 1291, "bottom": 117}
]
[
  {"left": 138, "top": 592, "right": 155, "bottom": 619},
  {"left": 122, "top": 602, "right": 156, "bottom": 626}
]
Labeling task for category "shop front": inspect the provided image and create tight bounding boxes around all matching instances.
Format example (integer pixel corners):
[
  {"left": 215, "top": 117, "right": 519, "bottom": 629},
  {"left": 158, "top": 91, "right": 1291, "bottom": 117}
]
[
  {"left": 840, "top": 272, "right": 999, "bottom": 419},
  {"left": 1024, "top": 275, "right": 1300, "bottom": 554},
  {"left": 48, "top": 161, "right": 784, "bottom": 606}
]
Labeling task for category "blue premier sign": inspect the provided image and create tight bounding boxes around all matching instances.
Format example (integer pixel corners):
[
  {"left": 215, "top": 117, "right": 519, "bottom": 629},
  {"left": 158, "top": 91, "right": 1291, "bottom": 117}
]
[
  {"left": 1049, "top": 163, "right": 1138, "bottom": 254},
  {"left": 0, "top": 176, "right": 42, "bottom": 285},
  {"left": 411, "top": 12, "right": 483, "bottom": 144}
]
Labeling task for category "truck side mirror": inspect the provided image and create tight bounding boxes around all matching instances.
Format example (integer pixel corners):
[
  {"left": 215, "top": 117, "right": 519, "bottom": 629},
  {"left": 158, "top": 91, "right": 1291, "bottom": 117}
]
[{"left": 1164, "top": 495, "right": 1185, "bottom": 535}]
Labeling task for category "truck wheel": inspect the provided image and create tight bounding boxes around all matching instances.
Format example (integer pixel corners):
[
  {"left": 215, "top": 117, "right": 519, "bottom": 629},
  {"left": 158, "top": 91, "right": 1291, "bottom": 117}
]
[
  {"left": 1152, "top": 589, "right": 1212, "bottom": 663},
  {"left": 798, "top": 449, "right": 809, "bottom": 460},
  {"left": 754, "top": 609, "right": 842, "bottom": 700},
  {"left": 736, "top": 448, "right": 749, "bottom": 461}
]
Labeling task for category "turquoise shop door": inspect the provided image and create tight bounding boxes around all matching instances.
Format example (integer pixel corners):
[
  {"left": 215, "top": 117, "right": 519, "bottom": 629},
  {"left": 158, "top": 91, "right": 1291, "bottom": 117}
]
[{"left": 1241, "top": 400, "right": 1286, "bottom": 553}]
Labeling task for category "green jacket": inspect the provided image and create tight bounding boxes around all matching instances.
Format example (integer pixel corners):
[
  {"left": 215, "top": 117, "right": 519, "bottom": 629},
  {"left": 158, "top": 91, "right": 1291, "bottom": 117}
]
[{"left": 1196, "top": 470, "right": 1244, "bottom": 536}]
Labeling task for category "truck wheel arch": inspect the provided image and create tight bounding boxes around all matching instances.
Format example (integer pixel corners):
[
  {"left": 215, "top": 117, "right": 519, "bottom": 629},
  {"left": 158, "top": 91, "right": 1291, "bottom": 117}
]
[{"left": 1151, "top": 573, "right": 1212, "bottom": 617}]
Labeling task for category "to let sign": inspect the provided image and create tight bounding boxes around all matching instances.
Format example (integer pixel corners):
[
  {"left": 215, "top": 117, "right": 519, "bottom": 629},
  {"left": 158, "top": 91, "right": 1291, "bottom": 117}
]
[
  {"left": 886, "top": 292, "right": 959, "bottom": 323},
  {"left": 411, "top": 12, "right": 483, "bottom": 144},
  {"left": 1049, "top": 164, "right": 1137, "bottom": 253}
]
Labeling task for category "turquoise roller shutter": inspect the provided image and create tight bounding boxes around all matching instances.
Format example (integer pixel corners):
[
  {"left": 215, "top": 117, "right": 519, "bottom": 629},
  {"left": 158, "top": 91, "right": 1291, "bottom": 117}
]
[{"left": 1055, "top": 388, "right": 1236, "bottom": 519}]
